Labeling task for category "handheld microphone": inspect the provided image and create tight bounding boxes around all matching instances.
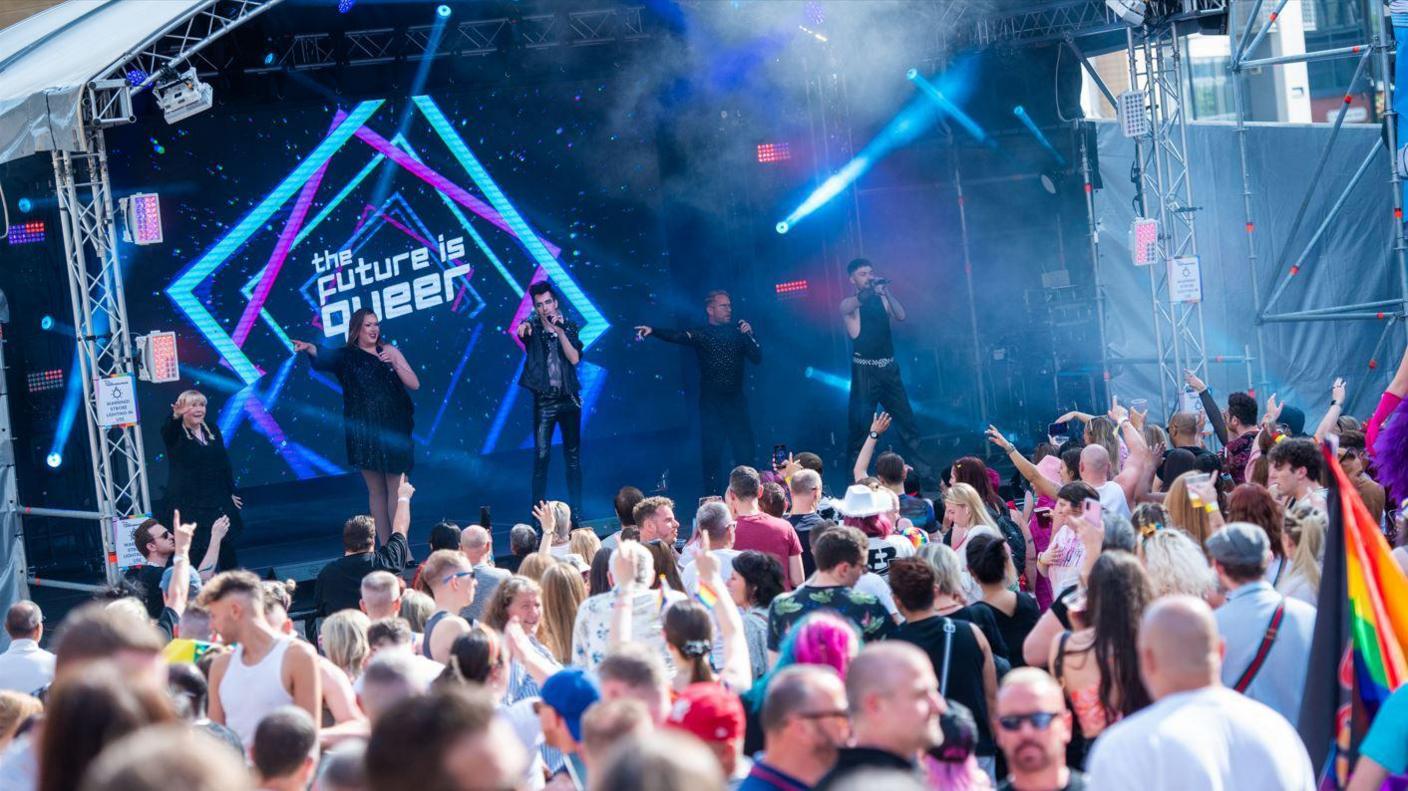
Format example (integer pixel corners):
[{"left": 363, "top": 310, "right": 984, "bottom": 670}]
[
  {"left": 736, "top": 320, "right": 750, "bottom": 335},
  {"left": 871, "top": 277, "right": 891, "bottom": 286}
]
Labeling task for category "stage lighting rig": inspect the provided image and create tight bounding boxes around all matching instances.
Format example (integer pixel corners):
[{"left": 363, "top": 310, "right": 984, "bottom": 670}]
[
  {"left": 1105, "top": 0, "right": 1148, "bottom": 26},
  {"left": 153, "top": 68, "right": 214, "bottom": 125}
]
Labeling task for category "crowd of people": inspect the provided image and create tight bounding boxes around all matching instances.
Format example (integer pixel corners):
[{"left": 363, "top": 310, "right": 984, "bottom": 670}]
[{"left": 1, "top": 340, "right": 1407, "bottom": 791}]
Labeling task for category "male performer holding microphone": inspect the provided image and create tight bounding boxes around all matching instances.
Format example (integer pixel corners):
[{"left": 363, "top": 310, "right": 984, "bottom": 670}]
[
  {"left": 518, "top": 281, "right": 583, "bottom": 521},
  {"left": 840, "top": 258, "right": 926, "bottom": 470},
  {"left": 636, "top": 290, "right": 761, "bottom": 495}
]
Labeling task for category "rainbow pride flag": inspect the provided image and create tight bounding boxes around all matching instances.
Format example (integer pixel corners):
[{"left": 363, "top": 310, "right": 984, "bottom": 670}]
[{"left": 1299, "top": 444, "right": 1408, "bottom": 789}]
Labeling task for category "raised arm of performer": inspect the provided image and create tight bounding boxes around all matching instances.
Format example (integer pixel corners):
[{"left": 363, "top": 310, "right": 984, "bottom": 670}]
[{"left": 874, "top": 279, "right": 906, "bottom": 321}]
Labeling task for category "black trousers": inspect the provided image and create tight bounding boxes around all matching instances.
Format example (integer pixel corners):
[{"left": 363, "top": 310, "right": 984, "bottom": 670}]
[
  {"left": 531, "top": 390, "right": 583, "bottom": 520},
  {"left": 846, "top": 359, "right": 925, "bottom": 469},
  {"left": 164, "top": 502, "right": 241, "bottom": 572},
  {"left": 700, "top": 391, "right": 756, "bottom": 497}
]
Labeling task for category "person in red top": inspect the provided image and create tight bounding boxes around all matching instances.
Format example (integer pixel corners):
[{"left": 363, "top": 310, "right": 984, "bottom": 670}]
[{"left": 727, "top": 466, "right": 805, "bottom": 589}]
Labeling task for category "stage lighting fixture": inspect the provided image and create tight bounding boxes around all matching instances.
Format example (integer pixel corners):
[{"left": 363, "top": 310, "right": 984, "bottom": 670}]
[
  {"left": 775, "top": 221, "right": 790, "bottom": 235},
  {"left": 121, "top": 192, "right": 163, "bottom": 245},
  {"left": 136, "top": 331, "right": 181, "bottom": 383},
  {"left": 6, "top": 221, "right": 45, "bottom": 245},
  {"left": 1040, "top": 171, "right": 1060, "bottom": 195},
  {"left": 757, "top": 142, "right": 792, "bottom": 163},
  {"left": 40, "top": 315, "right": 53, "bottom": 330},
  {"left": 46, "top": 453, "right": 62, "bottom": 469},
  {"left": 437, "top": 4, "right": 451, "bottom": 17},
  {"left": 337, "top": 0, "right": 356, "bottom": 12},
  {"left": 804, "top": 0, "right": 825, "bottom": 26},
  {"left": 774, "top": 279, "right": 809, "bottom": 298},
  {"left": 1130, "top": 218, "right": 1160, "bottom": 266},
  {"left": 16, "top": 197, "right": 31, "bottom": 213},
  {"left": 263, "top": 52, "right": 276, "bottom": 66},
  {"left": 1105, "top": 0, "right": 1147, "bottom": 26},
  {"left": 26, "top": 369, "right": 64, "bottom": 394},
  {"left": 125, "top": 68, "right": 148, "bottom": 87},
  {"left": 1117, "top": 90, "right": 1149, "bottom": 138},
  {"left": 153, "top": 69, "right": 214, "bottom": 125}
]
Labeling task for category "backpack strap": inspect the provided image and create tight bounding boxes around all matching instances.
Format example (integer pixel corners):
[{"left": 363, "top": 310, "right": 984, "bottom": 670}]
[
  {"left": 1234, "top": 601, "right": 1286, "bottom": 693},
  {"left": 939, "top": 618, "right": 956, "bottom": 697}
]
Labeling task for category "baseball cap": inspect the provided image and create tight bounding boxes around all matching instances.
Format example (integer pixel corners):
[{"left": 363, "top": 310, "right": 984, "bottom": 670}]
[
  {"left": 665, "top": 682, "right": 745, "bottom": 744},
  {"left": 1206, "top": 522, "right": 1271, "bottom": 567},
  {"left": 538, "top": 668, "right": 600, "bottom": 743},
  {"left": 1279, "top": 405, "right": 1307, "bottom": 437}
]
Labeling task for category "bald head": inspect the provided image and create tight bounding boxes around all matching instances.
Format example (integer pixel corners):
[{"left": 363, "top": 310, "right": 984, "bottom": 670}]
[
  {"left": 997, "top": 667, "right": 1065, "bottom": 712},
  {"left": 460, "top": 525, "right": 492, "bottom": 563},
  {"left": 846, "top": 642, "right": 929, "bottom": 714},
  {"left": 1079, "top": 444, "right": 1111, "bottom": 479},
  {"left": 1138, "top": 595, "right": 1223, "bottom": 700}
]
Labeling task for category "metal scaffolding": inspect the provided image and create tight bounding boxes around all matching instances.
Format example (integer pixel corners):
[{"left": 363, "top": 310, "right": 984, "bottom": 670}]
[
  {"left": 1229, "top": 0, "right": 1408, "bottom": 410},
  {"left": 31, "top": 0, "right": 282, "bottom": 587},
  {"left": 1125, "top": 16, "right": 1211, "bottom": 415}
]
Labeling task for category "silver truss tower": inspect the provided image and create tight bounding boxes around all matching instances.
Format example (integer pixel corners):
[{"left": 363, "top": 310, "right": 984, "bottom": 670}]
[
  {"left": 29, "top": 0, "right": 282, "bottom": 586},
  {"left": 50, "top": 129, "right": 151, "bottom": 585},
  {"left": 1126, "top": 19, "right": 1210, "bottom": 415}
]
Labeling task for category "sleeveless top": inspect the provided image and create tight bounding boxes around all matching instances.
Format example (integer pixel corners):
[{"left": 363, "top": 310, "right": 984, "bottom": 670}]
[
  {"left": 422, "top": 610, "right": 451, "bottom": 661},
  {"left": 220, "top": 636, "right": 294, "bottom": 747},
  {"left": 852, "top": 292, "right": 894, "bottom": 359},
  {"left": 1055, "top": 631, "right": 1111, "bottom": 737}
]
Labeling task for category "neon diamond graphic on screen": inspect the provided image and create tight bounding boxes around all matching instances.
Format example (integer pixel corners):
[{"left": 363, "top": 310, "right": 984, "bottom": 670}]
[{"left": 165, "top": 96, "right": 610, "bottom": 470}]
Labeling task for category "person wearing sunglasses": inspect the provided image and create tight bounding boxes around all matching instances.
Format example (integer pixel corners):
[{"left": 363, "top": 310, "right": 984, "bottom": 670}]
[
  {"left": 419, "top": 549, "right": 478, "bottom": 664},
  {"left": 994, "top": 668, "right": 1083, "bottom": 791},
  {"left": 738, "top": 664, "right": 851, "bottom": 791}
]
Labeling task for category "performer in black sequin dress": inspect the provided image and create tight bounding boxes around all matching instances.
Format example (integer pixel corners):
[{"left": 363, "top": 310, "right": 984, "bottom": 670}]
[
  {"left": 295, "top": 308, "right": 420, "bottom": 544},
  {"left": 162, "top": 389, "right": 242, "bottom": 572}
]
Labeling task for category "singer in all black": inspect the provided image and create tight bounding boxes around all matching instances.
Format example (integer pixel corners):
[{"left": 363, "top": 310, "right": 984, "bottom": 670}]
[
  {"left": 517, "top": 281, "right": 584, "bottom": 520},
  {"left": 161, "top": 389, "right": 242, "bottom": 572},
  {"left": 293, "top": 308, "right": 419, "bottom": 545},
  {"left": 635, "top": 290, "right": 761, "bottom": 495},
  {"left": 841, "top": 258, "right": 925, "bottom": 467}
]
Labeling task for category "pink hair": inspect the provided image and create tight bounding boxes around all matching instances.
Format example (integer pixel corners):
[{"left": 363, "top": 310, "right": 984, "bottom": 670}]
[
  {"left": 790, "top": 613, "right": 861, "bottom": 678},
  {"left": 843, "top": 514, "right": 893, "bottom": 539}
]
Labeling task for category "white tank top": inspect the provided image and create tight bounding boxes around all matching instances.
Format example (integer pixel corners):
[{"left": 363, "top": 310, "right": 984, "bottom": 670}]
[{"left": 220, "top": 636, "right": 295, "bottom": 747}]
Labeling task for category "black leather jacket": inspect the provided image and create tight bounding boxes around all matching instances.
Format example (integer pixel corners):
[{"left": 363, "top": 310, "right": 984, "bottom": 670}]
[{"left": 517, "top": 314, "right": 583, "bottom": 397}]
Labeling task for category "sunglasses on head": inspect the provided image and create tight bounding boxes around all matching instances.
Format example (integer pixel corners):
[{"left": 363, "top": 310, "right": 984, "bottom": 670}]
[
  {"left": 442, "top": 570, "right": 475, "bottom": 585},
  {"left": 997, "top": 712, "right": 1059, "bottom": 732}
]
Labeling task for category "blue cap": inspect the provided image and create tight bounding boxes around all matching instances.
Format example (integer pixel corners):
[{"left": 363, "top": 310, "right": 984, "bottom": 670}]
[{"left": 539, "top": 668, "right": 599, "bottom": 743}]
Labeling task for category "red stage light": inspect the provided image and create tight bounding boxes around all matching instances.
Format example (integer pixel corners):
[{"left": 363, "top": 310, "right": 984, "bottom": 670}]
[
  {"left": 26, "top": 369, "right": 64, "bottom": 394},
  {"left": 6, "top": 221, "right": 45, "bottom": 245},
  {"left": 757, "top": 142, "right": 792, "bottom": 164},
  {"left": 775, "top": 279, "right": 808, "bottom": 298}
]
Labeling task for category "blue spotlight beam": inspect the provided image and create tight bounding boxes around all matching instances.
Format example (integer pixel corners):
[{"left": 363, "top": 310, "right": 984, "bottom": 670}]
[
  {"left": 778, "top": 63, "right": 992, "bottom": 234},
  {"left": 1012, "top": 106, "right": 1067, "bottom": 167},
  {"left": 908, "top": 69, "right": 994, "bottom": 149},
  {"left": 778, "top": 88, "right": 947, "bottom": 232}
]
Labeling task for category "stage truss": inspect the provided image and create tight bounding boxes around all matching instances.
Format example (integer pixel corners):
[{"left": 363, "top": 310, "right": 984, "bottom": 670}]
[{"left": 26, "top": 0, "right": 284, "bottom": 588}]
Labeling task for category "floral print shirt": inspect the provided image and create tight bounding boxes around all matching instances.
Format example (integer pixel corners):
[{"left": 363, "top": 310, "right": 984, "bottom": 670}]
[
  {"left": 571, "top": 588, "right": 687, "bottom": 672},
  {"left": 766, "top": 584, "right": 895, "bottom": 652}
]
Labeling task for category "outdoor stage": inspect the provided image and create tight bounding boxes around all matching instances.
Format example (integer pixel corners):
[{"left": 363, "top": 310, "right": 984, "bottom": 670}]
[{"left": 0, "top": 0, "right": 1404, "bottom": 617}]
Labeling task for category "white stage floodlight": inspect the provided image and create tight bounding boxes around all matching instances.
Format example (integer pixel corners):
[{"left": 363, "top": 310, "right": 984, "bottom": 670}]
[
  {"left": 136, "top": 332, "right": 180, "bottom": 383},
  {"left": 121, "top": 193, "right": 163, "bottom": 245},
  {"left": 1105, "top": 0, "right": 1147, "bottom": 26},
  {"left": 154, "top": 69, "right": 214, "bottom": 125},
  {"left": 1117, "top": 90, "right": 1149, "bottom": 138},
  {"left": 1130, "top": 218, "right": 1160, "bottom": 266}
]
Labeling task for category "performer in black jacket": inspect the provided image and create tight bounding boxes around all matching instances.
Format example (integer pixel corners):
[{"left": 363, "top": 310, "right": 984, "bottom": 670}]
[
  {"left": 517, "top": 281, "right": 584, "bottom": 519},
  {"left": 636, "top": 289, "right": 761, "bottom": 495},
  {"left": 294, "top": 308, "right": 420, "bottom": 545},
  {"left": 162, "top": 390, "right": 242, "bottom": 572}
]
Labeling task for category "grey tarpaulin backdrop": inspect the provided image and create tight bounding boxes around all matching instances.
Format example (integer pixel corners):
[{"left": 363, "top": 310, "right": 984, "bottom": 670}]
[{"left": 1093, "top": 119, "right": 1404, "bottom": 426}]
